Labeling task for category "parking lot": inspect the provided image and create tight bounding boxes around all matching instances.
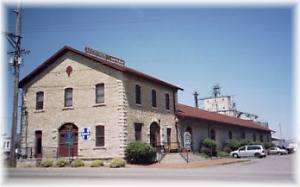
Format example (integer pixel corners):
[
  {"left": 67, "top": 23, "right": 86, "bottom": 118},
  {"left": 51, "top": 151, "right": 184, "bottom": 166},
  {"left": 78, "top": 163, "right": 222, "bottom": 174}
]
[{"left": 4, "top": 154, "right": 296, "bottom": 185}]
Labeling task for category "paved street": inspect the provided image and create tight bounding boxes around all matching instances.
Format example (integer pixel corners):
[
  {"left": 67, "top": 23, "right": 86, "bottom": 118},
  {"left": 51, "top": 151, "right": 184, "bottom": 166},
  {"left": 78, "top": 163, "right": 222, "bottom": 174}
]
[{"left": 3, "top": 154, "right": 296, "bottom": 185}]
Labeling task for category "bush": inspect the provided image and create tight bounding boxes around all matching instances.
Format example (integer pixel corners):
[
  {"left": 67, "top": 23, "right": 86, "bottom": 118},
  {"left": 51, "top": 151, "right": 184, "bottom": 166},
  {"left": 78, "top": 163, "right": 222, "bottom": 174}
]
[
  {"left": 226, "top": 139, "right": 241, "bottom": 151},
  {"left": 71, "top": 159, "right": 85, "bottom": 167},
  {"left": 222, "top": 146, "right": 232, "bottom": 153},
  {"left": 217, "top": 151, "right": 229, "bottom": 157},
  {"left": 40, "top": 159, "right": 53, "bottom": 167},
  {"left": 109, "top": 158, "right": 126, "bottom": 168},
  {"left": 200, "top": 146, "right": 217, "bottom": 157},
  {"left": 202, "top": 138, "right": 217, "bottom": 148},
  {"left": 55, "top": 159, "right": 68, "bottom": 167},
  {"left": 90, "top": 160, "right": 104, "bottom": 167},
  {"left": 263, "top": 142, "right": 274, "bottom": 149},
  {"left": 240, "top": 139, "right": 251, "bottom": 146},
  {"left": 125, "top": 141, "right": 156, "bottom": 164}
]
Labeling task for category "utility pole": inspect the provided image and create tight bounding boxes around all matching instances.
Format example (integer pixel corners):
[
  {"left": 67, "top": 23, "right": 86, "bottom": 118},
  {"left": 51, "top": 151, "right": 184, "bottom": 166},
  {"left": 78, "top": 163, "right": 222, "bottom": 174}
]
[
  {"left": 6, "top": 4, "right": 29, "bottom": 167},
  {"left": 193, "top": 91, "right": 199, "bottom": 108}
]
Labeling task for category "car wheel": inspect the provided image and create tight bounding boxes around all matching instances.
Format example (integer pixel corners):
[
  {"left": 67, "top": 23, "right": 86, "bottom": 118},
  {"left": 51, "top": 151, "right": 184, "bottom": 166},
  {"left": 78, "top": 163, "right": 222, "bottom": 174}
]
[
  {"left": 254, "top": 153, "right": 261, "bottom": 158},
  {"left": 232, "top": 153, "right": 239, "bottom": 158}
]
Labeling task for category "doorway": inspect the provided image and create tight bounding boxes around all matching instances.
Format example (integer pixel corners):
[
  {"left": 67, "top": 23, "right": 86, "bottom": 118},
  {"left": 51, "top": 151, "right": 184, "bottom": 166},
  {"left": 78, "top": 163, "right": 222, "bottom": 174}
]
[
  {"left": 58, "top": 123, "right": 78, "bottom": 157},
  {"left": 150, "top": 122, "right": 160, "bottom": 148}
]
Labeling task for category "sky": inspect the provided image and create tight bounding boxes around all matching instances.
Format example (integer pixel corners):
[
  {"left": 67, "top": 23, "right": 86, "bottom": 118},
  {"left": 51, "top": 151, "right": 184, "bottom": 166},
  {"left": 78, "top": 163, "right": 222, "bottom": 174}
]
[{"left": 4, "top": 6, "right": 293, "bottom": 139}]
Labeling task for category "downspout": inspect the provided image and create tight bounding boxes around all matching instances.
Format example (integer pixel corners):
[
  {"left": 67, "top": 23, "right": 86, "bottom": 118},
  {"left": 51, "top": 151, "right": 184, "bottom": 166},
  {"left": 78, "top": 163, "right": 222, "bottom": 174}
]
[{"left": 173, "top": 89, "right": 180, "bottom": 149}]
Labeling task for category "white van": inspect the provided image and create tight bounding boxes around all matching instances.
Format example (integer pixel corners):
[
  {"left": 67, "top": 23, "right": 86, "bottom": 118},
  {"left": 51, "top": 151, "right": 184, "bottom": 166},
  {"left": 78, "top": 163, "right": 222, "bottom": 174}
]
[{"left": 230, "top": 145, "right": 266, "bottom": 158}]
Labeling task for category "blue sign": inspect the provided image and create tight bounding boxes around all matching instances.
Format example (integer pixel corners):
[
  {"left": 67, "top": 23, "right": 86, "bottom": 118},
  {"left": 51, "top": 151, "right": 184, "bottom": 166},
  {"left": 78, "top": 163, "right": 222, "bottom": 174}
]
[{"left": 81, "top": 128, "right": 91, "bottom": 140}]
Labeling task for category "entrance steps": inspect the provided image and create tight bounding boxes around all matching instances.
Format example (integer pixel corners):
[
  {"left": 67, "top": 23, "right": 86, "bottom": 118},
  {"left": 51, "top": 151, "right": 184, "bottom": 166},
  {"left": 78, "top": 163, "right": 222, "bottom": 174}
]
[{"left": 160, "top": 152, "right": 206, "bottom": 164}]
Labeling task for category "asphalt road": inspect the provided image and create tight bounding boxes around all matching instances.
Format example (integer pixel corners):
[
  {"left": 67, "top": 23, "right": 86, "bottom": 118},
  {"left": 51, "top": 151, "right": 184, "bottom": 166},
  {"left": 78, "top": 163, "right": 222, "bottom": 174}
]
[{"left": 3, "top": 154, "right": 296, "bottom": 185}]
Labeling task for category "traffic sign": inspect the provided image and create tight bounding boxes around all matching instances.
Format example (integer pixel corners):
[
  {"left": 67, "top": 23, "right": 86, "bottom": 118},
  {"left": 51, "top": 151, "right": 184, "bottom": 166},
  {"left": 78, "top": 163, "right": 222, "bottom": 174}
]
[
  {"left": 184, "top": 131, "right": 192, "bottom": 150},
  {"left": 81, "top": 127, "right": 91, "bottom": 140}
]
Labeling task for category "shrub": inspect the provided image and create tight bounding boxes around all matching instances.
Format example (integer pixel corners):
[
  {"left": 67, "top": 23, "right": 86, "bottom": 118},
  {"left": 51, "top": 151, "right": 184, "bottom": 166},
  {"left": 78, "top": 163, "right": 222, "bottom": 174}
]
[
  {"left": 200, "top": 146, "right": 217, "bottom": 157},
  {"left": 222, "top": 146, "right": 232, "bottom": 153},
  {"left": 125, "top": 141, "right": 156, "bottom": 164},
  {"left": 263, "top": 142, "right": 274, "bottom": 149},
  {"left": 240, "top": 139, "right": 251, "bottom": 146},
  {"left": 55, "top": 159, "right": 68, "bottom": 167},
  {"left": 71, "top": 159, "right": 85, "bottom": 167},
  {"left": 202, "top": 138, "right": 217, "bottom": 149},
  {"left": 109, "top": 158, "right": 126, "bottom": 168},
  {"left": 40, "top": 159, "right": 53, "bottom": 167},
  {"left": 226, "top": 139, "right": 241, "bottom": 151},
  {"left": 90, "top": 160, "right": 104, "bottom": 167},
  {"left": 217, "top": 151, "right": 229, "bottom": 157}
]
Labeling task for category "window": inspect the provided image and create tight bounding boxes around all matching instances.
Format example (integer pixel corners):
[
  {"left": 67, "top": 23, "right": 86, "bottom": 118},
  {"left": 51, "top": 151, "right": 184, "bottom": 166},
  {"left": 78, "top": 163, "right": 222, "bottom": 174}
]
[
  {"left": 64, "top": 88, "right": 73, "bottom": 107},
  {"left": 134, "top": 123, "right": 142, "bottom": 141},
  {"left": 239, "top": 146, "right": 246, "bottom": 151},
  {"left": 210, "top": 129, "right": 216, "bottom": 140},
  {"left": 135, "top": 85, "right": 141, "bottom": 104},
  {"left": 95, "top": 84, "right": 105, "bottom": 104},
  {"left": 228, "top": 131, "right": 232, "bottom": 140},
  {"left": 247, "top": 145, "right": 261, "bottom": 150},
  {"left": 95, "top": 125, "right": 105, "bottom": 147},
  {"left": 36, "top": 91, "right": 44, "bottom": 110},
  {"left": 241, "top": 132, "right": 246, "bottom": 139},
  {"left": 260, "top": 134, "right": 263, "bottom": 142},
  {"left": 167, "top": 128, "right": 171, "bottom": 145},
  {"left": 151, "top": 89, "right": 157, "bottom": 107},
  {"left": 267, "top": 135, "right": 270, "bottom": 142},
  {"left": 253, "top": 133, "right": 256, "bottom": 142},
  {"left": 165, "top": 93, "right": 170, "bottom": 110}
]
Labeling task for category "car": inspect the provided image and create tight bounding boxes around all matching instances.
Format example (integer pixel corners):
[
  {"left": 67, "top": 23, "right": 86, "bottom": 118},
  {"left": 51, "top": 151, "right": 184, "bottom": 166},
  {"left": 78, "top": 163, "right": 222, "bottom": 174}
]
[
  {"left": 230, "top": 145, "right": 266, "bottom": 158},
  {"left": 268, "top": 147, "right": 288, "bottom": 155}
]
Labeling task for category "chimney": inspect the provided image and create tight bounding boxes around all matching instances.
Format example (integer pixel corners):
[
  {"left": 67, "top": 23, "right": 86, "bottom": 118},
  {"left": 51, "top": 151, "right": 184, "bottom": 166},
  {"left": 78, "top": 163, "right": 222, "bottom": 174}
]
[{"left": 193, "top": 91, "right": 199, "bottom": 108}]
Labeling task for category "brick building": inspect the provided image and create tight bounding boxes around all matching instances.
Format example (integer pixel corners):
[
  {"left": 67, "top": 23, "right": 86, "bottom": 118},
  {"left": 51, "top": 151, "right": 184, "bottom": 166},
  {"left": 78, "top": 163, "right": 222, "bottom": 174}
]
[{"left": 18, "top": 46, "right": 272, "bottom": 160}]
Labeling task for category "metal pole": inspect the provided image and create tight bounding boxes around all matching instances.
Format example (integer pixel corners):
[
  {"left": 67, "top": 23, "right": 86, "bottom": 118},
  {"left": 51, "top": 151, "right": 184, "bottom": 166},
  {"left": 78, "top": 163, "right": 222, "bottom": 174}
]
[
  {"left": 9, "top": 4, "right": 21, "bottom": 167},
  {"left": 193, "top": 91, "right": 199, "bottom": 108}
]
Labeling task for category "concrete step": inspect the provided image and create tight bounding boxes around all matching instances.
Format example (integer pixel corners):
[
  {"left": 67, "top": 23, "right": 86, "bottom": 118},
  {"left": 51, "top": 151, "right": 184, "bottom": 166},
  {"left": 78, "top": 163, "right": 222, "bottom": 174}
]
[
  {"left": 160, "top": 152, "right": 207, "bottom": 164},
  {"left": 160, "top": 153, "right": 186, "bottom": 164}
]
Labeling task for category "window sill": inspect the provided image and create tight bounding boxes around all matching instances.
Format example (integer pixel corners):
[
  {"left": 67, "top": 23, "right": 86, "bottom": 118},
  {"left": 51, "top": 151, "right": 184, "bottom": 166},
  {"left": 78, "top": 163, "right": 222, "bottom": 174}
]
[
  {"left": 93, "top": 147, "right": 106, "bottom": 150},
  {"left": 34, "top": 110, "right": 45, "bottom": 113},
  {"left": 93, "top": 103, "right": 106, "bottom": 107},
  {"left": 62, "top": 107, "right": 74, "bottom": 111}
]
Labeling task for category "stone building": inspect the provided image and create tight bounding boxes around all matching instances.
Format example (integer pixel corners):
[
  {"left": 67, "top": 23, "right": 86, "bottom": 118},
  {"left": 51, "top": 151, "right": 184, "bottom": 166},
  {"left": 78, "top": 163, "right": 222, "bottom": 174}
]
[
  {"left": 19, "top": 46, "right": 182, "bottom": 159},
  {"left": 18, "top": 46, "right": 272, "bottom": 160}
]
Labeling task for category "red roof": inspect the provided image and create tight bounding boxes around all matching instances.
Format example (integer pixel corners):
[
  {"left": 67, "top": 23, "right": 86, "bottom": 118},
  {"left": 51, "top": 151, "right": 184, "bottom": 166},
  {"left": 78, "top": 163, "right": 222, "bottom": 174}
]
[
  {"left": 176, "top": 104, "right": 271, "bottom": 132},
  {"left": 19, "top": 46, "right": 183, "bottom": 90}
]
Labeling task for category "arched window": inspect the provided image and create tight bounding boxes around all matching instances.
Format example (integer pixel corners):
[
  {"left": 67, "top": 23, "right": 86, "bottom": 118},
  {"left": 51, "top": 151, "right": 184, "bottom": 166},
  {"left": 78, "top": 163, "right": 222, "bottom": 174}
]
[
  {"left": 135, "top": 85, "right": 141, "bottom": 104},
  {"left": 253, "top": 133, "right": 256, "bottom": 142},
  {"left": 165, "top": 93, "right": 170, "bottom": 110},
  {"left": 210, "top": 129, "right": 216, "bottom": 140},
  {"left": 95, "top": 83, "right": 105, "bottom": 104},
  {"left": 228, "top": 131, "right": 232, "bottom": 140},
  {"left": 64, "top": 88, "right": 73, "bottom": 107},
  {"left": 36, "top": 91, "right": 44, "bottom": 110},
  {"left": 241, "top": 132, "right": 246, "bottom": 139},
  {"left": 151, "top": 89, "right": 157, "bottom": 107},
  {"left": 260, "top": 134, "right": 263, "bottom": 142},
  {"left": 95, "top": 125, "right": 105, "bottom": 147}
]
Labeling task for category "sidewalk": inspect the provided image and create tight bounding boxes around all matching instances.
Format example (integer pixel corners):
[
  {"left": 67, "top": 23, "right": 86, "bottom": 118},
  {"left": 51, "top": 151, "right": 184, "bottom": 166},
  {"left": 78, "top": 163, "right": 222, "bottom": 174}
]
[{"left": 128, "top": 158, "right": 251, "bottom": 169}]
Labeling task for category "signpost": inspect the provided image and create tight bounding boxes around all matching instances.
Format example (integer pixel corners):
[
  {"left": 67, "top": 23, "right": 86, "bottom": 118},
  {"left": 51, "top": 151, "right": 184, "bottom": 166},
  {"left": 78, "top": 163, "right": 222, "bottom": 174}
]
[{"left": 183, "top": 132, "right": 192, "bottom": 163}]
